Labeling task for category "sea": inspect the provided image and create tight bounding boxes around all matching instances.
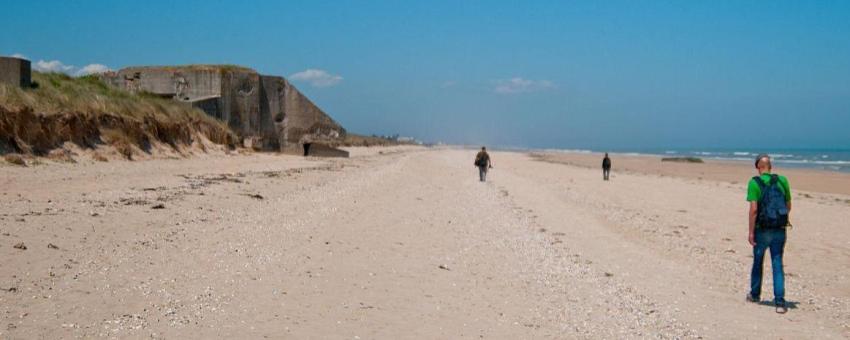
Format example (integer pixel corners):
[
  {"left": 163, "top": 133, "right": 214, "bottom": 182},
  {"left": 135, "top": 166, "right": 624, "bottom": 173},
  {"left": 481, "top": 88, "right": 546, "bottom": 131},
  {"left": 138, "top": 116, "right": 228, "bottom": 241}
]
[{"left": 568, "top": 148, "right": 850, "bottom": 173}]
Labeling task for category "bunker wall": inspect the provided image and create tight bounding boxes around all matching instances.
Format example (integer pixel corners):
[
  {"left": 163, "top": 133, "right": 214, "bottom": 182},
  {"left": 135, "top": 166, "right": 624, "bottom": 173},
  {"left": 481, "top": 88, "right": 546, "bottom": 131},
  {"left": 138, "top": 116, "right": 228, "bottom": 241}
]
[{"left": 0, "top": 57, "right": 31, "bottom": 88}]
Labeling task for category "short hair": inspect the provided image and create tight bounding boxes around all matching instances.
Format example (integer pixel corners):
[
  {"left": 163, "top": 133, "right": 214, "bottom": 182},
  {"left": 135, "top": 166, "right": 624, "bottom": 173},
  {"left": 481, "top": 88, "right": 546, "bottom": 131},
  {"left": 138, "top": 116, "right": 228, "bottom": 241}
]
[
  {"left": 754, "top": 154, "right": 771, "bottom": 168},
  {"left": 481, "top": 146, "right": 486, "bottom": 150}
]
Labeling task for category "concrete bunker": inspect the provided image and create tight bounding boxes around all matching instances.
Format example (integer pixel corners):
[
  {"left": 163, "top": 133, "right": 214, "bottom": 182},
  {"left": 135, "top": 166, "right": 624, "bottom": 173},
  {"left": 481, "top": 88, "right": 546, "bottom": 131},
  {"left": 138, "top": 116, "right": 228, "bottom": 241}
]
[
  {"left": 99, "top": 65, "right": 348, "bottom": 156},
  {"left": 0, "top": 56, "right": 32, "bottom": 88},
  {"left": 303, "top": 143, "right": 349, "bottom": 158}
]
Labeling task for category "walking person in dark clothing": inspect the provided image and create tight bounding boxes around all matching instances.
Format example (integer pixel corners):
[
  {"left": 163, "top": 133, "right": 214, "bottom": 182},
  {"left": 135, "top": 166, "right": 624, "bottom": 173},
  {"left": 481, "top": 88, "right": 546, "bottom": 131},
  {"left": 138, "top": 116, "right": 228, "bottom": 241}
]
[
  {"left": 602, "top": 153, "right": 612, "bottom": 181},
  {"left": 746, "top": 154, "right": 792, "bottom": 314},
  {"left": 474, "top": 147, "right": 492, "bottom": 182}
]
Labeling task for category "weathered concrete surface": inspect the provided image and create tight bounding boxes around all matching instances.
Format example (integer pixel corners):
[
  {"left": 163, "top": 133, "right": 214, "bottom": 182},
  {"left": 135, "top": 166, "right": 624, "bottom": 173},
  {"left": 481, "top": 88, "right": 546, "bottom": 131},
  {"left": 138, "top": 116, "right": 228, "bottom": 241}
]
[
  {"left": 0, "top": 56, "right": 31, "bottom": 88},
  {"left": 303, "top": 143, "right": 350, "bottom": 158},
  {"left": 100, "top": 66, "right": 261, "bottom": 137},
  {"left": 283, "top": 79, "right": 344, "bottom": 150},
  {"left": 100, "top": 65, "right": 345, "bottom": 152},
  {"left": 259, "top": 75, "right": 287, "bottom": 151}
]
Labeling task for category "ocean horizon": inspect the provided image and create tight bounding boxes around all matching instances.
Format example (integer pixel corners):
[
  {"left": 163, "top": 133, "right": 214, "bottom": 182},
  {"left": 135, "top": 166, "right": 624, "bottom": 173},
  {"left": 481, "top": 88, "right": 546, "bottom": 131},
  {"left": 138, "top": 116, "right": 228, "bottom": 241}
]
[
  {"left": 524, "top": 147, "right": 850, "bottom": 173},
  {"left": 470, "top": 144, "right": 850, "bottom": 173}
]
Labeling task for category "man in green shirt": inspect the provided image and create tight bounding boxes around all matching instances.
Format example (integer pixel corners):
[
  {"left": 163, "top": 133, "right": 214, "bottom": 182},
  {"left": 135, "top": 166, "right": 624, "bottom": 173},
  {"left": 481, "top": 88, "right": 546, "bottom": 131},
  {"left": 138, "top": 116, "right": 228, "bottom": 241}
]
[{"left": 746, "top": 154, "right": 792, "bottom": 313}]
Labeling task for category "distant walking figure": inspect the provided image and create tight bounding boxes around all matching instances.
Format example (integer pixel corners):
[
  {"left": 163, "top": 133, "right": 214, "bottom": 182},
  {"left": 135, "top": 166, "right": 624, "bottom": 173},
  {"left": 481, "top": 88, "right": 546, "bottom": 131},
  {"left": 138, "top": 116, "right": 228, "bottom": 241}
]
[
  {"left": 474, "top": 147, "right": 492, "bottom": 182},
  {"left": 746, "top": 154, "right": 792, "bottom": 314},
  {"left": 602, "top": 153, "right": 612, "bottom": 181}
]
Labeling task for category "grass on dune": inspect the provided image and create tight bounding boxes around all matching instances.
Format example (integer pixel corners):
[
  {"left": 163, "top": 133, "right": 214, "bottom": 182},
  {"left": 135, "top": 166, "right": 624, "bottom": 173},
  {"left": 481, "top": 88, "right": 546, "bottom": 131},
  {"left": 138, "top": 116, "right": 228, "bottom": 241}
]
[
  {"left": 0, "top": 71, "right": 237, "bottom": 158},
  {"left": 0, "top": 71, "right": 228, "bottom": 129},
  {"left": 121, "top": 64, "right": 255, "bottom": 73}
]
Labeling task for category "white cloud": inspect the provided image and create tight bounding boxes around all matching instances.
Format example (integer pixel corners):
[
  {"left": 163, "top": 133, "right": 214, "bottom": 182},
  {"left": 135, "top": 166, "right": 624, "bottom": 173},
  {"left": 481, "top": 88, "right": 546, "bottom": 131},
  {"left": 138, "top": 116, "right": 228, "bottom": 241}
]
[
  {"left": 10, "top": 53, "right": 27, "bottom": 59},
  {"left": 26, "top": 58, "right": 112, "bottom": 76},
  {"left": 289, "top": 69, "right": 343, "bottom": 88},
  {"left": 494, "top": 77, "right": 554, "bottom": 94},
  {"left": 76, "top": 63, "right": 111, "bottom": 76},
  {"left": 33, "top": 60, "right": 75, "bottom": 73}
]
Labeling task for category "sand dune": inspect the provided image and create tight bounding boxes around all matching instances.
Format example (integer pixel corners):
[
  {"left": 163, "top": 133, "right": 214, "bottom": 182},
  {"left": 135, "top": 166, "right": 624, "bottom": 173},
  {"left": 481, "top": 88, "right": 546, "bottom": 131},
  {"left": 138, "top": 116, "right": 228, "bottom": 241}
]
[{"left": 1, "top": 147, "right": 848, "bottom": 338}]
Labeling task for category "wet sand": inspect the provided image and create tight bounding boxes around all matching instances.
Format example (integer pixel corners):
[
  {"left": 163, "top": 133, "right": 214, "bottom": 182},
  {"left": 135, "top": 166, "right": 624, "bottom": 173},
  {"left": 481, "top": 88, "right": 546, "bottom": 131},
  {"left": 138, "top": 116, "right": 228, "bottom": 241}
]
[{"left": 1, "top": 147, "right": 848, "bottom": 338}]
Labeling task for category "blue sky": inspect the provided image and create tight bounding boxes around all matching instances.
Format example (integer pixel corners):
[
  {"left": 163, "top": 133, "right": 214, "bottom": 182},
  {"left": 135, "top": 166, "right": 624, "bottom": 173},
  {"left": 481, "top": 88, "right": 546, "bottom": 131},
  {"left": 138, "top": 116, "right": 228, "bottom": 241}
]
[{"left": 2, "top": 1, "right": 849, "bottom": 149}]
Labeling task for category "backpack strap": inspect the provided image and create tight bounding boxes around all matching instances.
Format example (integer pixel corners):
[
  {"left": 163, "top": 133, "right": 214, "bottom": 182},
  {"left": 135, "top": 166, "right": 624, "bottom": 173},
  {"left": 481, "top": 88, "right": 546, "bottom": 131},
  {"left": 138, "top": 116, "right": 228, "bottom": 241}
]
[
  {"left": 769, "top": 174, "right": 779, "bottom": 186},
  {"left": 752, "top": 176, "right": 767, "bottom": 191}
]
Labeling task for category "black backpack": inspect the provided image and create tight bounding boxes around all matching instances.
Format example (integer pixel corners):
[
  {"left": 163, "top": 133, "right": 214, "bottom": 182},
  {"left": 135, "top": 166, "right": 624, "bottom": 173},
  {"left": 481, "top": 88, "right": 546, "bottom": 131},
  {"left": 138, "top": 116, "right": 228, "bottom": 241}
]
[
  {"left": 474, "top": 154, "right": 488, "bottom": 167},
  {"left": 753, "top": 174, "right": 789, "bottom": 228}
]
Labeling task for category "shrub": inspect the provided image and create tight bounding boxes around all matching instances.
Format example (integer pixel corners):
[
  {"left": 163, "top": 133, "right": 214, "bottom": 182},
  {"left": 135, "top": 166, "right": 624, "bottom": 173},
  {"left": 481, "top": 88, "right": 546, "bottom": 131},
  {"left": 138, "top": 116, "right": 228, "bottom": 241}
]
[{"left": 4, "top": 153, "right": 26, "bottom": 166}]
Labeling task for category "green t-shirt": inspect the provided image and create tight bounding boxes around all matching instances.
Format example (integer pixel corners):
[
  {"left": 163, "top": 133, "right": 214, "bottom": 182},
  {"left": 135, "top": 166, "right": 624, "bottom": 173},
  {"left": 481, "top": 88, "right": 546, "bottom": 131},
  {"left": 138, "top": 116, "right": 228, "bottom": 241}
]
[{"left": 746, "top": 173, "right": 791, "bottom": 202}]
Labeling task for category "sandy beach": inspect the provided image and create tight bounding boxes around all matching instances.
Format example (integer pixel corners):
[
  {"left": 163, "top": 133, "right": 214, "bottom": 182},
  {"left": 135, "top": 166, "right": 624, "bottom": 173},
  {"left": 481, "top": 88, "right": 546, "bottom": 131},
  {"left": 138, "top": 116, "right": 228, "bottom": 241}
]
[{"left": 1, "top": 147, "right": 849, "bottom": 339}]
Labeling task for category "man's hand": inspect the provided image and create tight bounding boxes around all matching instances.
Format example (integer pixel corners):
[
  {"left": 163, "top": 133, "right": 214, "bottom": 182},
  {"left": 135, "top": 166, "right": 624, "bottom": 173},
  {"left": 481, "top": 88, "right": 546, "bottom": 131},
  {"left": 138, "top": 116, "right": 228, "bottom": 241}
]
[{"left": 748, "top": 232, "right": 756, "bottom": 246}]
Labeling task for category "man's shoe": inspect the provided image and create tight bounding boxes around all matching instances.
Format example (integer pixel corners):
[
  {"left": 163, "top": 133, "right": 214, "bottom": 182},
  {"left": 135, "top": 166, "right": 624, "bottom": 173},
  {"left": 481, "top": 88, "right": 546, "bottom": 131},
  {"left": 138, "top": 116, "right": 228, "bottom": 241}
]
[
  {"left": 775, "top": 301, "right": 788, "bottom": 314},
  {"left": 746, "top": 293, "right": 759, "bottom": 303}
]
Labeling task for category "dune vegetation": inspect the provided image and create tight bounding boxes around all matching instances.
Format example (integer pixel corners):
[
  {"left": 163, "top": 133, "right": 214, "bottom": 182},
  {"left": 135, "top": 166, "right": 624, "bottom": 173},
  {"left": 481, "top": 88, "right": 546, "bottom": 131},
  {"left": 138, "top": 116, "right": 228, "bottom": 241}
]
[{"left": 0, "top": 72, "right": 237, "bottom": 162}]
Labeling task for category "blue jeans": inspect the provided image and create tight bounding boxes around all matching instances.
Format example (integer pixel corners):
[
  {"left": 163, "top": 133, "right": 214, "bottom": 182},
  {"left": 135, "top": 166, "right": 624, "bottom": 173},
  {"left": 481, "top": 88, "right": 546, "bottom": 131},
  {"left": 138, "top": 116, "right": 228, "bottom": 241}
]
[
  {"left": 750, "top": 227, "right": 786, "bottom": 303},
  {"left": 478, "top": 166, "right": 488, "bottom": 182}
]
